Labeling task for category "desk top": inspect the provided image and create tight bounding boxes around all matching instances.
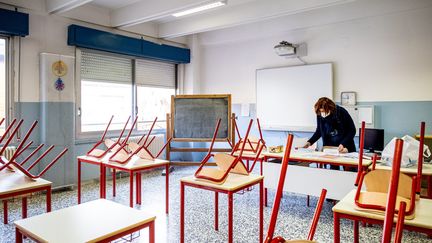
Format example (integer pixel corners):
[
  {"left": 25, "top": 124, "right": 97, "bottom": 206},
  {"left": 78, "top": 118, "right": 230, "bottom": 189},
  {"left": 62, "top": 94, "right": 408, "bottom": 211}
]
[
  {"left": 181, "top": 173, "right": 263, "bottom": 191},
  {"left": 333, "top": 190, "right": 432, "bottom": 229},
  {"left": 262, "top": 150, "right": 372, "bottom": 167},
  {"left": 14, "top": 199, "right": 156, "bottom": 243},
  {"left": 77, "top": 154, "right": 169, "bottom": 170},
  {"left": 374, "top": 162, "right": 432, "bottom": 176},
  {"left": 0, "top": 169, "right": 51, "bottom": 197}
]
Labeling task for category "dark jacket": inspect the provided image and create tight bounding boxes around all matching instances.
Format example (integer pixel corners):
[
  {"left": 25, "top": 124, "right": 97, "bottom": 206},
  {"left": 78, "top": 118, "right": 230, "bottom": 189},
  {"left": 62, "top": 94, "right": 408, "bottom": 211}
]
[{"left": 308, "top": 105, "right": 356, "bottom": 152}]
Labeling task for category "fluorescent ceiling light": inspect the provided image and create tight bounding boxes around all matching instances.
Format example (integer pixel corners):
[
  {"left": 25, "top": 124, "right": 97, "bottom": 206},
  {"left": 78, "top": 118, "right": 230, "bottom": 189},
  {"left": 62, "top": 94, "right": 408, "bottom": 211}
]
[{"left": 173, "top": 1, "right": 226, "bottom": 17}]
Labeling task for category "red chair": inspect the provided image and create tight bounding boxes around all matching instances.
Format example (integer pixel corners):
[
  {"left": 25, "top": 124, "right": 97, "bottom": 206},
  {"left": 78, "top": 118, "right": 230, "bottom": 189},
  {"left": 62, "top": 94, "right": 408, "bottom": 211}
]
[
  {"left": 0, "top": 120, "right": 68, "bottom": 180},
  {"left": 381, "top": 138, "right": 406, "bottom": 243},
  {"left": 194, "top": 119, "right": 251, "bottom": 184},
  {"left": 231, "top": 118, "right": 266, "bottom": 173},
  {"left": 109, "top": 117, "right": 172, "bottom": 164},
  {"left": 354, "top": 122, "right": 426, "bottom": 219},
  {"left": 265, "top": 134, "right": 327, "bottom": 243}
]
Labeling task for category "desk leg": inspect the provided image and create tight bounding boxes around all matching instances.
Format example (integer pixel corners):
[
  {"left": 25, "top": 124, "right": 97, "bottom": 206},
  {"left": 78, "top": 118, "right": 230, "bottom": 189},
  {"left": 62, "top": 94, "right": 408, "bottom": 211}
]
[
  {"left": 22, "top": 197, "right": 27, "bottom": 219},
  {"left": 264, "top": 188, "right": 268, "bottom": 207},
  {"left": 129, "top": 172, "right": 134, "bottom": 208},
  {"left": 166, "top": 163, "right": 169, "bottom": 214},
  {"left": 428, "top": 175, "right": 432, "bottom": 199},
  {"left": 3, "top": 200, "right": 8, "bottom": 224},
  {"left": 259, "top": 180, "right": 264, "bottom": 243},
  {"left": 260, "top": 159, "right": 263, "bottom": 175},
  {"left": 228, "top": 192, "right": 233, "bottom": 243},
  {"left": 353, "top": 220, "right": 359, "bottom": 243},
  {"left": 334, "top": 212, "right": 340, "bottom": 243},
  {"left": 180, "top": 182, "right": 185, "bottom": 243},
  {"left": 149, "top": 220, "right": 155, "bottom": 243},
  {"left": 214, "top": 192, "right": 219, "bottom": 231},
  {"left": 136, "top": 172, "right": 141, "bottom": 205},
  {"left": 99, "top": 164, "right": 104, "bottom": 199},
  {"left": 15, "top": 228, "right": 23, "bottom": 243},
  {"left": 78, "top": 159, "right": 81, "bottom": 204},
  {"left": 112, "top": 169, "right": 116, "bottom": 197},
  {"left": 165, "top": 164, "right": 169, "bottom": 214},
  {"left": 47, "top": 186, "right": 52, "bottom": 212}
]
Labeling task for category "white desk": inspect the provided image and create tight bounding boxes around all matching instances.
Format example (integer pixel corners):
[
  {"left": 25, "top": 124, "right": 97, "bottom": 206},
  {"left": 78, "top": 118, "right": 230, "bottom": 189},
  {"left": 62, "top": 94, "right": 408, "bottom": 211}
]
[
  {"left": 77, "top": 154, "right": 169, "bottom": 211},
  {"left": 0, "top": 169, "right": 52, "bottom": 224},
  {"left": 15, "top": 199, "right": 156, "bottom": 243},
  {"left": 180, "top": 173, "right": 264, "bottom": 243},
  {"left": 333, "top": 190, "right": 432, "bottom": 243},
  {"left": 263, "top": 151, "right": 372, "bottom": 201}
]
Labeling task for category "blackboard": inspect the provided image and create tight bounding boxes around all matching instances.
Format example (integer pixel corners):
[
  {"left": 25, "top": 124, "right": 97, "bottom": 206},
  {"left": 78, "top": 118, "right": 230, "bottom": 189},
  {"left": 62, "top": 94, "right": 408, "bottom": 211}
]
[{"left": 171, "top": 94, "right": 231, "bottom": 141}]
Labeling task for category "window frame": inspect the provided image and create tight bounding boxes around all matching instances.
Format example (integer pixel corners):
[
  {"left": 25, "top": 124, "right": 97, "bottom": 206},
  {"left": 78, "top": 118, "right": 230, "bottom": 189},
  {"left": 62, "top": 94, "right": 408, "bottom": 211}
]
[
  {"left": 75, "top": 48, "right": 178, "bottom": 141},
  {"left": 0, "top": 36, "right": 13, "bottom": 138}
]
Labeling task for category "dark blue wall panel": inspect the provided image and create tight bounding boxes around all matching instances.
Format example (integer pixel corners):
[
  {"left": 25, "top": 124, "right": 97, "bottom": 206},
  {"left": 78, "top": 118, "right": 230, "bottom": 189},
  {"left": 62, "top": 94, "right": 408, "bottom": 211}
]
[
  {"left": 68, "top": 25, "right": 190, "bottom": 63},
  {"left": 0, "top": 8, "right": 29, "bottom": 36}
]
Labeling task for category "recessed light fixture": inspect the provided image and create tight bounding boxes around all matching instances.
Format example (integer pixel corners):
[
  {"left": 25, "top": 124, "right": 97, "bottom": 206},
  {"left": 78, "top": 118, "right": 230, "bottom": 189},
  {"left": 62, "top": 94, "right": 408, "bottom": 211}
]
[{"left": 172, "top": 1, "right": 226, "bottom": 17}]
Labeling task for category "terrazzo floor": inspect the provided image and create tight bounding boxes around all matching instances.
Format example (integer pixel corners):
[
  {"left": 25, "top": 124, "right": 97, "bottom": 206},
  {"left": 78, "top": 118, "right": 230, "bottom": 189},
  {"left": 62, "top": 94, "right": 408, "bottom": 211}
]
[{"left": 0, "top": 166, "right": 431, "bottom": 243}]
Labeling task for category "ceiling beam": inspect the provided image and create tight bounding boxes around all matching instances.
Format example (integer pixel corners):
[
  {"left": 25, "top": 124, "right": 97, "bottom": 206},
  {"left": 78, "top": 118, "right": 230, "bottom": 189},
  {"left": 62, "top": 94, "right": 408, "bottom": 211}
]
[
  {"left": 158, "top": 0, "right": 352, "bottom": 38},
  {"left": 110, "top": 0, "right": 217, "bottom": 27},
  {"left": 46, "top": 0, "right": 94, "bottom": 14}
]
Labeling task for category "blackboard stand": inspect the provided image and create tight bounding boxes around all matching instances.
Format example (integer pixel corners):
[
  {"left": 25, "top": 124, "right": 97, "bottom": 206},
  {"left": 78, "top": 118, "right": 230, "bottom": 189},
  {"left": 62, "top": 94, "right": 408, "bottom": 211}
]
[{"left": 166, "top": 113, "right": 236, "bottom": 165}]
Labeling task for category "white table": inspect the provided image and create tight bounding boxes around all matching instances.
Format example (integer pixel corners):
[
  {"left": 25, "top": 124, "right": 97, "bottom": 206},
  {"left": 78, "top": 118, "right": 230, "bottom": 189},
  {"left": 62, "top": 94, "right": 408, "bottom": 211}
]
[
  {"left": 77, "top": 154, "right": 169, "bottom": 211},
  {"left": 0, "top": 169, "right": 52, "bottom": 224},
  {"left": 263, "top": 151, "right": 372, "bottom": 201},
  {"left": 15, "top": 199, "right": 156, "bottom": 243},
  {"left": 333, "top": 190, "right": 432, "bottom": 243}
]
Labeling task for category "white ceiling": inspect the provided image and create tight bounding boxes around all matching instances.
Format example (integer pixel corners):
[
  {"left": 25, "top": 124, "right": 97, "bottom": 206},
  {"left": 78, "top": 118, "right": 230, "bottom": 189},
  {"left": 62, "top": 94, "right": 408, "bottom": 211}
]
[{"left": 2, "top": 0, "right": 431, "bottom": 41}]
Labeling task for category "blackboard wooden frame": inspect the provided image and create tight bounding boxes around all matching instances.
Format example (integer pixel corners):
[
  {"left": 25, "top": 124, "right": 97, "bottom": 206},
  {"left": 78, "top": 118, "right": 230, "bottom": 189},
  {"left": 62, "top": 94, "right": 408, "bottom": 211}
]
[{"left": 169, "top": 94, "right": 233, "bottom": 142}]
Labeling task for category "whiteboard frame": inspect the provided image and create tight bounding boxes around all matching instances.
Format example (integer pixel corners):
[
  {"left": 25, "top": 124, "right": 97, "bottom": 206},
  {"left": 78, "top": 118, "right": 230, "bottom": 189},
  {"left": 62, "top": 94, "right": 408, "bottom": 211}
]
[{"left": 255, "top": 63, "right": 333, "bottom": 132}]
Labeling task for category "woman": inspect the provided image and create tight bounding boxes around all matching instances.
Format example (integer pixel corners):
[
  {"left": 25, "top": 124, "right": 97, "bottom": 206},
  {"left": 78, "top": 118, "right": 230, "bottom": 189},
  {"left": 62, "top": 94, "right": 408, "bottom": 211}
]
[{"left": 304, "top": 97, "right": 356, "bottom": 153}]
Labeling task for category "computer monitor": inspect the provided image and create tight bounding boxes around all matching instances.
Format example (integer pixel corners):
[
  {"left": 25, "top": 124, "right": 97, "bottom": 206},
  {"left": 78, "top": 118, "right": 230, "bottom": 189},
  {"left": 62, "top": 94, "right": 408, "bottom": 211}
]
[{"left": 360, "top": 128, "right": 384, "bottom": 152}]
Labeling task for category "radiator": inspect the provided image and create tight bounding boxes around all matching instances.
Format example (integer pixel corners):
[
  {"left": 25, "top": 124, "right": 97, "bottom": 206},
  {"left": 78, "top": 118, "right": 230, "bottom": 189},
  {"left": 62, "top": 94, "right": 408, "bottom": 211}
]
[
  {"left": 128, "top": 134, "right": 166, "bottom": 159},
  {"left": 2, "top": 146, "right": 16, "bottom": 160}
]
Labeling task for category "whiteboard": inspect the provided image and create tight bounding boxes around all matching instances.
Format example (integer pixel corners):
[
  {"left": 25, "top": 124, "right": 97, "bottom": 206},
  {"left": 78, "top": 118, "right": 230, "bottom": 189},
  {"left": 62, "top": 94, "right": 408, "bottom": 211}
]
[{"left": 256, "top": 63, "right": 333, "bottom": 131}]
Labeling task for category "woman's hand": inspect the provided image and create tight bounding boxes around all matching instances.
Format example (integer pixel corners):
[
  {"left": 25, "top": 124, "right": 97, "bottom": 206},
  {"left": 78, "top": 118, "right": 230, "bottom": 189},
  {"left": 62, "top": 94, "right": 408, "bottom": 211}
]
[
  {"left": 303, "top": 142, "right": 311, "bottom": 148},
  {"left": 338, "top": 144, "right": 348, "bottom": 153}
]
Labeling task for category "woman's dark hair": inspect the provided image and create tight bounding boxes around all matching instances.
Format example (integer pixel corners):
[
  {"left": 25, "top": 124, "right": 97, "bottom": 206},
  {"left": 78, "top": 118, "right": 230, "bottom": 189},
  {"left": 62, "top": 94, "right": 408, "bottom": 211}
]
[{"left": 314, "top": 97, "right": 336, "bottom": 115}]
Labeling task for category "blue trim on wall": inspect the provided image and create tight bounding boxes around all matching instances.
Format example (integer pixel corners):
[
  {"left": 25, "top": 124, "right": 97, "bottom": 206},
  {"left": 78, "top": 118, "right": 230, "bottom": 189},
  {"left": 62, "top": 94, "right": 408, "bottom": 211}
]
[
  {"left": 0, "top": 8, "right": 29, "bottom": 36},
  {"left": 68, "top": 25, "right": 190, "bottom": 64}
]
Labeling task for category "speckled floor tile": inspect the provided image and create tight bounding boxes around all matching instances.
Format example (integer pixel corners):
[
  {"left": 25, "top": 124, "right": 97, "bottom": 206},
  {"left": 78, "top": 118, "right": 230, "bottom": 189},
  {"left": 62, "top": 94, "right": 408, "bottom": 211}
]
[{"left": 0, "top": 166, "right": 430, "bottom": 243}]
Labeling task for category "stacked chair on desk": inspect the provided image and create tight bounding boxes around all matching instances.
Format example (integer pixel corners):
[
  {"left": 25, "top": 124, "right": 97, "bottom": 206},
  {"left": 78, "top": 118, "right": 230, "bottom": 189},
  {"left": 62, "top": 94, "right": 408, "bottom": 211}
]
[
  {"left": 230, "top": 118, "right": 266, "bottom": 173},
  {"left": 0, "top": 118, "right": 68, "bottom": 179},
  {"left": 194, "top": 119, "right": 252, "bottom": 184},
  {"left": 354, "top": 122, "right": 426, "bottom": 219},
  {"left": 265, "top": 134, "right": 327, "bottom": 243},
  {"left": 86, "top": 115, "right": 171, "bottom": 164},
  {"left": 380, "top": 138, "right": 408, "bottom": 243}
]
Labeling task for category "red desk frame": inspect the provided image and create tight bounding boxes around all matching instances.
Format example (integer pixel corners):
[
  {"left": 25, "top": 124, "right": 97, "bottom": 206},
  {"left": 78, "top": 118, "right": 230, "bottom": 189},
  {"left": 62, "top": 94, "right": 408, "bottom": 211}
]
[
  {"left": 2, "top": 185, "right": 51, "bottom": 224},
  {"left": 333, "top": 211, "right": 432, "bottom": 243},
  {"left": 77, "top": 157, "right": 169, "bottom": 213},
  {"left": 180, "top": 178, "right": 264, "bottom": 243}
]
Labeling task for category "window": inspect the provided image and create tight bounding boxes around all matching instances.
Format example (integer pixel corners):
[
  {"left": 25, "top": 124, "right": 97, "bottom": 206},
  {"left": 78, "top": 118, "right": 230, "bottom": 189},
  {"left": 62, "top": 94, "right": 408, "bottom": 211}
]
[
  {"left": 0, "top": 38, "right": 8, "bottom": 134},
  {"left": 77, "top": 50, "right": 176, "bottom": 137},
  {"left": 135, "top": 59, "right": 176, "bottom": 131}
]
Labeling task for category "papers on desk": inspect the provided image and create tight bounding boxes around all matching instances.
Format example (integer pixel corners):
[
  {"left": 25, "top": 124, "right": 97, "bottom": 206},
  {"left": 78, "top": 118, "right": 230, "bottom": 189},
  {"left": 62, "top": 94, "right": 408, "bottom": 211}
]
[{"left": 295, "top": 147, "right": 315, "bottom": 153}]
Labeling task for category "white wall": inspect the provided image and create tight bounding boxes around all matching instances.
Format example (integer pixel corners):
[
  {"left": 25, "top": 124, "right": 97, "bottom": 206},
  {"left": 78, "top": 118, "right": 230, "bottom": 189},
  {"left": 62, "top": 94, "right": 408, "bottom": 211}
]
[{"left": 198, "top": 6, "right": 432, "bottom": 104}]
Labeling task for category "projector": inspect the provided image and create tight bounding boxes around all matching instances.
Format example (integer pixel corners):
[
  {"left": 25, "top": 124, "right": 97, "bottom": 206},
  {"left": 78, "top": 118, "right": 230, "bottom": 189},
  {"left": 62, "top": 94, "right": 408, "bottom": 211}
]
[{"left": 274, "top": 41, "right": 307, "bottom": 58}]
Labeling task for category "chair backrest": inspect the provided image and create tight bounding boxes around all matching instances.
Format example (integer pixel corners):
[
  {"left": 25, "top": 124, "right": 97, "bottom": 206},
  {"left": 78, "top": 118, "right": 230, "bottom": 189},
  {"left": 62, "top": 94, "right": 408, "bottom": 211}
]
[{"left": 364, "top": 170, "right": 413, "bottom": 198}]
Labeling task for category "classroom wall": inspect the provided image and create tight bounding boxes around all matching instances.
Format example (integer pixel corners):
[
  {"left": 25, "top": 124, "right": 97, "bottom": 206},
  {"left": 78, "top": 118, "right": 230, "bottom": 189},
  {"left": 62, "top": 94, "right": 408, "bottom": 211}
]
[
  {"left": 196, "top": 3, "right": 432, "bottom": 145},
  {"left": 7, "top": 7, "right": 185, "bottom": 187}
]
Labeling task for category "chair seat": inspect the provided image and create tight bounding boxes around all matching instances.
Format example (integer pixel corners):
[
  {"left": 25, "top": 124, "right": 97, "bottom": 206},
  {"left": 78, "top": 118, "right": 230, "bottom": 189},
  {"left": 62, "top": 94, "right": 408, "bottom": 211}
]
[
  {"left": 356, "top": 191, "right": 415, "bottom": 219},
  {"left": 87, "top": 148, "right": 105, "bottom": 157},
  {"left": 195, "top": 167, "right": 227, "bottom": 184}
]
